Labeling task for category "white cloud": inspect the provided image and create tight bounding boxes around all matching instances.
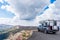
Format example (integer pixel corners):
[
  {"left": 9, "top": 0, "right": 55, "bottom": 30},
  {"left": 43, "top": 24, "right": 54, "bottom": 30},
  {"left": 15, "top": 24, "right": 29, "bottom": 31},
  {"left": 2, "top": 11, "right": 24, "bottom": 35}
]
[
  {"left": 1, "top": 5, "right": 7, "bottom": 9},
  {"left": 0, "top": 0, "right": 51, "bottom": 26},
  {"left": 36, "top": 3, "right": 60, "bottom": 22},
  {"left": 1, "top": 5, "right": 6, "bottom": 9},
  {"left": 0, "top": 0, "right": 3, "bottom": 3},
  {"left": 0, "top": 18, "right": 12, "bottom": 24},
  {"left": 54, "top": 0, "right": 60, "bottom": 9},
  {"left": 15, "top": 1, "right": 60, "bottom": 26},
  {"left": 1, "top": 5, "right": 14, "bottom": 13},
  {"left": 0, "top": 18, "right": 38, "bottom": 26},
  {"left": 6, "top": 0, "right": 50, "bottom": 20},
  {"left": 35, "top": 4, "right": 54, "bottom": 21},
  {"left": 12, "top": 20, "right": 38, "bottom": 26},
  {"left": 1, "top": 0, "right": 60, "bottom": 26}
]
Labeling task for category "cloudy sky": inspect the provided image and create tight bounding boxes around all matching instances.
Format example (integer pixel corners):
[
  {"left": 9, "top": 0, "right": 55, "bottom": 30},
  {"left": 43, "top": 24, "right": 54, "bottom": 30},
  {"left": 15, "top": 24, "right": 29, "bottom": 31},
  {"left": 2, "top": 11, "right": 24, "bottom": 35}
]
[{"left": 0, "top": 0, "right": 59, "bottom": 26}]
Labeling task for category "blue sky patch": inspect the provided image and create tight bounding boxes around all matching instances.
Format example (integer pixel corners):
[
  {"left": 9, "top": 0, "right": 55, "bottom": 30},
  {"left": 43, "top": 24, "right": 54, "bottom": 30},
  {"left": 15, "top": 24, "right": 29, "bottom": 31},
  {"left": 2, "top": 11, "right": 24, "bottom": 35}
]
[
  {"left": 0, "top": 9, "right": 15, "bottom": 18},
  {"left": 0, "top": 0, "right": 14, "bottom": 18},
  {"left": 50, "top": 0, "right": 56, "bottom": 3}
]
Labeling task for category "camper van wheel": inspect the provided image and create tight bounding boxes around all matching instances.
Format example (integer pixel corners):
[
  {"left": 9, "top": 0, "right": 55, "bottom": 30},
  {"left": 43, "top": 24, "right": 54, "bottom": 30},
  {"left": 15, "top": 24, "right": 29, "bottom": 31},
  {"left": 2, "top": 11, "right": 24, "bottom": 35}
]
[
  {"left": 38, "top": 28, "right": 40, "bottom": 32},
  {"left": 53, "top": 32, "right": 56, "bottom": 34}
]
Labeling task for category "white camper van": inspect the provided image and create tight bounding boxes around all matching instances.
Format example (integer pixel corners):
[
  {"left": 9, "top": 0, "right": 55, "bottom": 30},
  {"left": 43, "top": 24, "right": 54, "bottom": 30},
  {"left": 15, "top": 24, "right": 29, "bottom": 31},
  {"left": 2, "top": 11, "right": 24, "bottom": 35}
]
[{"left": 37, "top": 20, "right": 59, "bottom": 34}]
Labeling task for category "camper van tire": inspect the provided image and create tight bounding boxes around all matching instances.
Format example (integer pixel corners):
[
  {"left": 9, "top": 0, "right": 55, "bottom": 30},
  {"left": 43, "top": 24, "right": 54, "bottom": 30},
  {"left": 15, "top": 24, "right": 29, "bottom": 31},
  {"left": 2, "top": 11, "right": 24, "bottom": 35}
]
[
  {"left": 53, "top": 32, "right": 56, "bottom": 34},
  {"left": 38, "top": 28, "right": 40, "bottom": 32}
]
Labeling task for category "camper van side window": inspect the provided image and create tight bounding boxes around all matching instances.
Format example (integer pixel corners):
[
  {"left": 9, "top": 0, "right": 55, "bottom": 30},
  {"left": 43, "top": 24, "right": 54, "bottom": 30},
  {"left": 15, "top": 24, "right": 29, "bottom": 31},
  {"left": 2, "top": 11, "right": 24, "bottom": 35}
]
[
  {"left": 42, "top": 23, "right": 44, "bottom": 26},
  {"left": 54, "top": 21, "right": 57, "bottom": 26},
  {"left": 44, "top": 22, "right": 47, "bottom": 27}
]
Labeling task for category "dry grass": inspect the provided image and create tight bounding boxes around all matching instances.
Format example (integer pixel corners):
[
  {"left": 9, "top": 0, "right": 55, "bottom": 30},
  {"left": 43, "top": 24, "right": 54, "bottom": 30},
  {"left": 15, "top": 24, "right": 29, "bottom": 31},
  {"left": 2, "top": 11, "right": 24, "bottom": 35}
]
[{"left": 5, "top": 30, "right": 33, "bottom": 40}]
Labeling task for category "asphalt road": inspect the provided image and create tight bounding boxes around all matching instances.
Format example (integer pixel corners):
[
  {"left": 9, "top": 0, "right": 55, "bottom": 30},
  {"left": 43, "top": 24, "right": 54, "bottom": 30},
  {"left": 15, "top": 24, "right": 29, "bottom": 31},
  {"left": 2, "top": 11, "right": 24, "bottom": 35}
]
[{"left": 28, "top": 31, "right": 60, "bottom": 40}]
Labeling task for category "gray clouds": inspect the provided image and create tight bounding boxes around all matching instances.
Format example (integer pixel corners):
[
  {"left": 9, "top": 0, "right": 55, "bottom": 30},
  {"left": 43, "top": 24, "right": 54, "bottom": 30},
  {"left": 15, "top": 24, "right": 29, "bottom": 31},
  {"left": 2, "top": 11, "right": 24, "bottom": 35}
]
[{"left": 7, "top": 0, "right": 50, "bottom": 20}]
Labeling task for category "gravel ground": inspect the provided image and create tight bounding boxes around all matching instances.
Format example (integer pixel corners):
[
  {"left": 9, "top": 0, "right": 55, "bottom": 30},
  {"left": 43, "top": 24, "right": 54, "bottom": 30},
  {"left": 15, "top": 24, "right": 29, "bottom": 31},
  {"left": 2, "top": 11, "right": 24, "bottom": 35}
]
[{"left": 28, "top": 31, "right": 60, "bottom": 40}]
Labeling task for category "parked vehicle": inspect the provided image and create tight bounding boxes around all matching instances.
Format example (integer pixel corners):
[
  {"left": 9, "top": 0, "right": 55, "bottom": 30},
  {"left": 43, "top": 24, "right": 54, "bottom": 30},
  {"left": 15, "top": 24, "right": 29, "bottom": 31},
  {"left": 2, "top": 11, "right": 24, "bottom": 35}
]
[{"left": 37, "top": 20, "right": 59, "bottom": 34}]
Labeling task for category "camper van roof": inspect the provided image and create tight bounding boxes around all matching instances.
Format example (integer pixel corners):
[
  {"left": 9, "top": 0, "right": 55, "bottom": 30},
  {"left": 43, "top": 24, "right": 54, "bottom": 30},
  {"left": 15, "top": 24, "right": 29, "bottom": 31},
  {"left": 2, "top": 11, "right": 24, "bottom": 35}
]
[{"left": 39, "top": 20, "right": 57, "bottom": 23}]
